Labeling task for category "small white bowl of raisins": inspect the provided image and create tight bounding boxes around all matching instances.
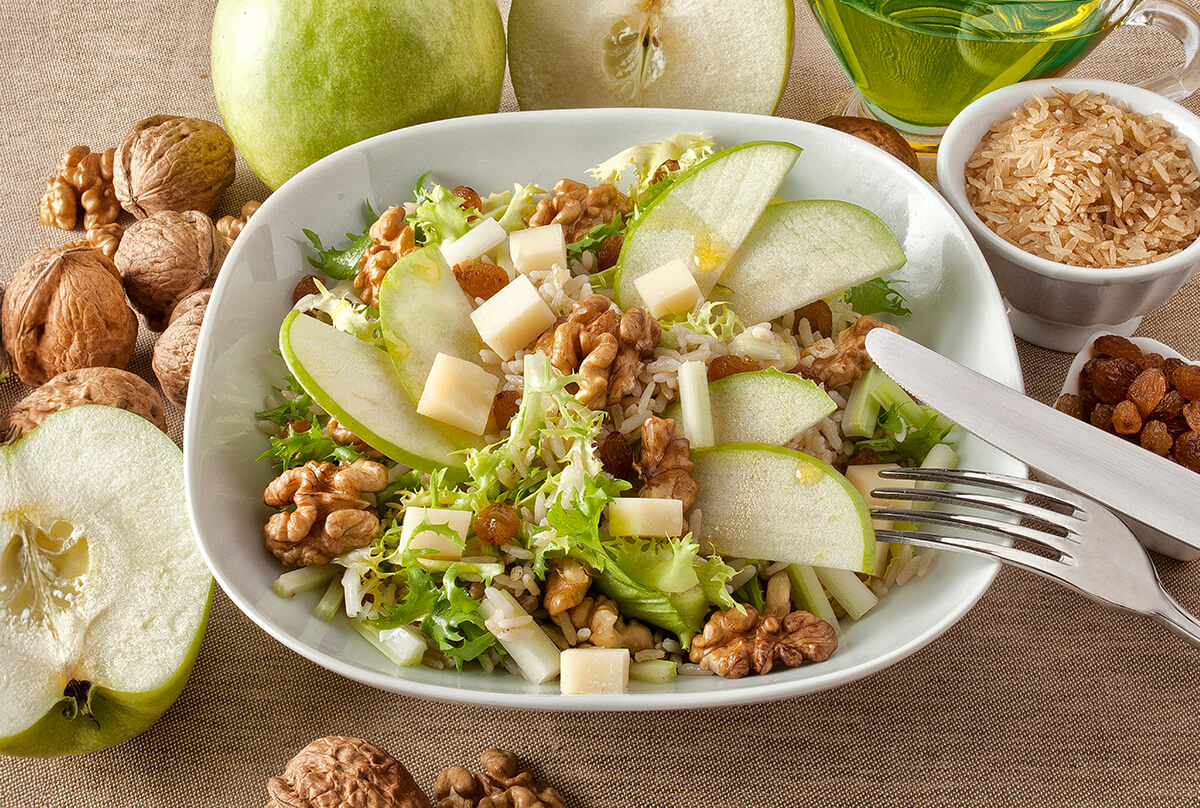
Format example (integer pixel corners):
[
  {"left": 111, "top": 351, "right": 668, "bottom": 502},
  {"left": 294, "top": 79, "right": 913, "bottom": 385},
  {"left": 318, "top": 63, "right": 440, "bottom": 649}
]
[{"left": 1056, "top": 333, "right": 1200, "bottom": 472}]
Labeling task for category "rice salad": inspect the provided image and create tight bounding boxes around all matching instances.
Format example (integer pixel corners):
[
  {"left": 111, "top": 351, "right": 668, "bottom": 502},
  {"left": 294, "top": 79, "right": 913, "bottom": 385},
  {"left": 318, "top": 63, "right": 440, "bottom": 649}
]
[{"left": 256, "top": 134, "right": 957, "bottom": 692}]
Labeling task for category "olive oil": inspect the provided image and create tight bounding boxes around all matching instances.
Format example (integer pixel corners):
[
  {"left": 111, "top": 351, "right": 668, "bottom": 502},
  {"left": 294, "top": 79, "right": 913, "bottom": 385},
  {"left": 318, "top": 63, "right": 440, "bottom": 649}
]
[{"left": 809, "top": 0, "right": 1111, "bottom": 130}]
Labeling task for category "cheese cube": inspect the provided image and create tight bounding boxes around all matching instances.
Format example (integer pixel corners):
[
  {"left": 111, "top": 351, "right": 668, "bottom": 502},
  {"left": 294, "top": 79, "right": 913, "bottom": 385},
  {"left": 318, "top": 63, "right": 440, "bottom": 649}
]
[
  {"left": 844, "top": 463, "right": 903, "bottom": 578},
  {"left": 441, "top": 217, "right": 507, "bottom": 269},
  {"left": 560, "top": 647, "right": 630, "bottom": 695},
  {"left": 416, "top": 353, "right": 499, "bottom": 435},
  {"left": 470, "top": 274, "right": 556, "bottom": 359},
  {"left": 509, "top": 224, "right": 566, "bottom": 274},
  {"left": 607, "top": 497, "right": 684, "bottom": 537},
  {"left": 400, "top": 506, "right": 472, "bottom": 560},
  {"left": 633, "top": 258, "right": 702, "bottom": 318}
]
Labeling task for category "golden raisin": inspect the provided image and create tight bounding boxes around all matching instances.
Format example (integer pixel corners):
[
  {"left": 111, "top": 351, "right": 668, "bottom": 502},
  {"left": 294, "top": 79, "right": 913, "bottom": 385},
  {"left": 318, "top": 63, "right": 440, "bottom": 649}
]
[
  {"left": 1163, "top": 357, "right": 1187, "bottom": 379},
  {"left": 1184, "top": 401, "right": 1200, "bottom": 433},
  {"left": 1112, "top": 400, "right": 1143, "bottom": 435},
  {"left": 597, "top": 234, "right": 623, "bottom": 271},
  {"left": 474, "top": 503, "right": 521, "bottom": 545},
  {"left": 1090, "top": 403, "right": 1115, "bottom": 431},
  {"left": 454, "top": 262, "right": 509, "bottom": 301},
  {"left": 794, "top": 300, "right": 833, "bottom": 339},
  {"left": 1092, "top": 334, "right": 1142, "bottom": 360},
  {"left": 1173, "top": 431, "right": 1200, "bottom": 472},
  {"left": 651, "top": 159, "right": 681, "bottom": 185},
  {"left": 707, "top": 354, "right": 763, "bottom": 382},
  {"left": 287, "top": 418, "right": 311, "bottom": 434},
  {"left": 1090, "top": 357, "right": 1139, "bottom": 404},
  {"left": 1127, "top": 368, "right": 1167, "bottom": 418},
  {"left": 1136, "top": 352, "right": 1166, "bottom": 372},
  {"left": 491, "top": 390, "right": 520, "bottom": 431},
  {"left": 1172, "top": 365, "right": 1200, "bottom": 401},
  {"left": 1141, "top": 420, "right": 1173, "bottom": 455},
  {"left": 598, "top": 430, "right": 636, "bottom": 481},
  {"left": 1149, "top": 389, "right": 1187, "bottom": 421},
  {"left": 452, "top": 185, "right": 483, "bottom": 215},
  {"left": 292, "top": 274, "right": 321, "bottom": 304},
  {"left": 1054, "top": 393, "right": 1084, "bottom": 419}
]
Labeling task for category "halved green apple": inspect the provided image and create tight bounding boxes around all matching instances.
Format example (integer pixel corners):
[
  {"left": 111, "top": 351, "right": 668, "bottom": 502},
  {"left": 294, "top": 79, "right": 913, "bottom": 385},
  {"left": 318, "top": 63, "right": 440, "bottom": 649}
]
[
  {"left": 278, "top": 310, "right": 465, "bottom": 474},
  {"left": 0, "top": 406, "right": 212, "bottom": 757},
  {"left": 719, "top": 199, "right": 907, "bottom": 324},
  {"left": 614, "top": 141, "right": 801, "bottom": 310},
  {"left": 691, "top": 443, "right": 875, "bottom": 572}
]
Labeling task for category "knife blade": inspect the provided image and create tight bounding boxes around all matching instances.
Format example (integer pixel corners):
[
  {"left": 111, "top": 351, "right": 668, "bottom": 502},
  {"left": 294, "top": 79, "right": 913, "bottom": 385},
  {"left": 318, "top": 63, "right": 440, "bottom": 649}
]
[{"left": 865, "top": 328, "right": 1200, "bottom": 552}]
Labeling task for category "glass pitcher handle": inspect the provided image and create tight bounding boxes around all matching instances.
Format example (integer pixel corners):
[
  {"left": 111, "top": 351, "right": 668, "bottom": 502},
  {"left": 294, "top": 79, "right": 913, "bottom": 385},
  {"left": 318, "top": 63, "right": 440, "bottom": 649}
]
[{"left": 1124, "top": 0, "right": 1200, "bottom": 100}]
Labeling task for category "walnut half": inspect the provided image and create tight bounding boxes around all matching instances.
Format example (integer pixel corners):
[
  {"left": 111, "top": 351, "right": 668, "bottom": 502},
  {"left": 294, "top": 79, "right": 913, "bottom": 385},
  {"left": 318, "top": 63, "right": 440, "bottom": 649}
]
[
  {"left": 267, "top": 736, "right": 431, "bottom": 808},
  {"left": 689, "top": 606, "right": 838, "bottom": 678},
  {"left": 434, "top": 748, "right": 565, "bottom": 808}
]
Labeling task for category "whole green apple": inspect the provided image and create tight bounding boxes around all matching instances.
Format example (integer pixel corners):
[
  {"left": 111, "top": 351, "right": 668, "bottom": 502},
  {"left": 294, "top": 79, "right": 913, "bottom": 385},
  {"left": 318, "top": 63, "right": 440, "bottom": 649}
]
[{"left": 211, "top": 0, "right": 506, "bottom": 189}]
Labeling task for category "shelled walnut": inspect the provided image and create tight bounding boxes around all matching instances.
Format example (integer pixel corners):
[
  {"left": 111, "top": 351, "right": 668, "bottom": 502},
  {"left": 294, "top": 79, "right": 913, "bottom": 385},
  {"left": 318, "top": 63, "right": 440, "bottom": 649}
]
[
  {"left": 215, "top": 199, "right": 261, "bottom": 245},
  {"left": 689, "top": 605, "right": 838, "bottom": 678},
  {"left": 355, "top": 205, "right": 415, "bottom": 306},
  {"left": 262, "top": 458, "right": 388, "bottom": 566},
  {"left": 114, "top": 209, "right": 228, "bottom": 330},
  {"left": 38, "top": 145, "right": 119, "bottom": 230},
  {"left": 543, "top": 557, "right": 591, "bottom": 616},
  {"left": 527, "top": 178, "right": 631, "bottom": 243},
  {"left": 1, "top": 245, "right": 137, "bottom": 386},
  {"left": 152, "top": 288, "right": 209, "bottom": 409},
  {"left": 798, "top": 314, "right": 898, "bottom": 389},
  {"left": 636, "top": 416, "right": 698, "bottom": 513},
  {"left": 2, "top": 366, "right": 165, "bottom": 442},
  {"left": 567, "top": 594, "right": 653, "bottom": 651},
  {"left": 434, "top": 748, "right": 565, "bottom": 808},
  {"left": 113, "top": 115, "right": 236, "bottom": 218},
  {"left": 81, "top": 222, "right": 125, "bottom": 258},
  {"left": 267, "top": 736, "right": 431, "bottom": 808}
]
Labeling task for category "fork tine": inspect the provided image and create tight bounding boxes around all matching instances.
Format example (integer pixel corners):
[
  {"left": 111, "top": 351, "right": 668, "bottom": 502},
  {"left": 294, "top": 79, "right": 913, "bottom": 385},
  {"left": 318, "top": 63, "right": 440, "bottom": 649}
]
[
  {"left": 871, "top": 486, "right": 1084, "bottom": 535},
  {"left": 877, "top": 467, "right": 1091, "bottom": 514},
  {"left": 870, "top": 506, "right": 1079, "bottom": 555},
  {"left": 874, "top": 527, "right": 1069, "bottom": 580}
]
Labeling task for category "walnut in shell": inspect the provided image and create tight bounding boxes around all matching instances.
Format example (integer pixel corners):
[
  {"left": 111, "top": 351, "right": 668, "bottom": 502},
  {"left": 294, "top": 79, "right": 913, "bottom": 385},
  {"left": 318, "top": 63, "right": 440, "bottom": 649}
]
[
  {"left": 816, "top": 116, "right": 920, "bottom": 171},
  {"left": 0, "top": 245, "right": 138, "bottom": 387},
  {"left": 115, "top": 209, "right": 227, "bottom": 330},
  {"left": 152, "top": 288, "right": 208, "bottom": 409},
  {"left": 2, "top": 367, "right": 166, "bottom": 442},
  {"left": 113, "top": 115, "right": 236, "bottom": 218},
  {"left": 267, "top": 736, "right": 432, "bottom": 808}
]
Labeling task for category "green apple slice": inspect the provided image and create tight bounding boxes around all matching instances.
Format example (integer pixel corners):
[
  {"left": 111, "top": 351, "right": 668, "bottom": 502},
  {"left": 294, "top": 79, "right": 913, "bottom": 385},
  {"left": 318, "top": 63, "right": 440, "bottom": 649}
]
[
  {"left": 720, "top": 200, "right": 907, "bottom": 324},
  {"left": 691, "top": 443, "right": 875, "bottom": 573},
  {"left": 279, "top": 310, "right": 465, "bottom": 474},
  {"left": 0, "top": 406, "right": 212, "bottom": 757},
  {"left": 377, "top": 245, "right": 490, "bottom": 449},
  {"left": 614, "top": 141, "right": 801, "bottom": 309},
  {"left": 664, "top": 368, "right": 836, "bottom": 446},
  {"left": 508, "top": 0, "right": 794, "bottom": 115}
]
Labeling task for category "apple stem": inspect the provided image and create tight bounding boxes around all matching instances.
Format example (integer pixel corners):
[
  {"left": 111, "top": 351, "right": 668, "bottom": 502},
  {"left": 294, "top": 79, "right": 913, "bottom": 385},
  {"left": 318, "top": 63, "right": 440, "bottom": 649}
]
[{"left": 61, "top": 679, "right": 99, "bottom": 727}]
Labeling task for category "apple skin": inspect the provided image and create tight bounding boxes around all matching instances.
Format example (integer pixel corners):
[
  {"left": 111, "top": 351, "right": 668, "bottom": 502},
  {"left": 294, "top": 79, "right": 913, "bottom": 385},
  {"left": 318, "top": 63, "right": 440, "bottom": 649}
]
[
  {"left": 0, "top": 585, "right": 212, "bottom": 758},
  {"left": 211, "top": 0, "right": 506, "bottom": 189}
]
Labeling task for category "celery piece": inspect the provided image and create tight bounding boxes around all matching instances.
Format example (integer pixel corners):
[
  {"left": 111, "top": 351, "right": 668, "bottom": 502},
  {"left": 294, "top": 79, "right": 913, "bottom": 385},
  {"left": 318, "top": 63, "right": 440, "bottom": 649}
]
[
  {"left": 787, "top": 564, "right": 841, "bottom": 632},
  {"left": 272, "top": 565, "right": 338, "bottom": 598},
  {"left": 629, "top": 659, "right": 678, "bottom": 684},
  {"left": 351, "top": 619, "right": 427, "bottom": 667},
  {"left": 869, "top": 374, "right": 954, "bottom": 435},
  {"left": 842, "top": 365, "right": 885, "bottom": 438},
  {"left": 917, "top": 443, "right": 960, "bottom": 485},
  {"left": 814, "top": 566, "right": 878, "bottom": 620},
  {"left": 312, "top": 576, "right": 345, "bottom": 622},
  {"left": 479, "top": 587, "right": 561, "bottom": 684},
  {"left": 677, "top": 360, "right": 715, "bottom": 448}
]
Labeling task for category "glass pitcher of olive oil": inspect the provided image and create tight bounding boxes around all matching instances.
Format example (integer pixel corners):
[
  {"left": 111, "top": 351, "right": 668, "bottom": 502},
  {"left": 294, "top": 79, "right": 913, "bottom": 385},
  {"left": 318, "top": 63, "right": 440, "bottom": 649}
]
[{"left": 808, "top": 0, "right": 1200, "bottom": 149}]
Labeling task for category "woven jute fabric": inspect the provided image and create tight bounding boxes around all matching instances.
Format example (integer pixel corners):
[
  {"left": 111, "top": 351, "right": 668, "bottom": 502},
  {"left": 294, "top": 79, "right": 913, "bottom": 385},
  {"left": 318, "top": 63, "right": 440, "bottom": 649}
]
[{"left": 3, "top": 2, "right": 1199, "bottom": 806}]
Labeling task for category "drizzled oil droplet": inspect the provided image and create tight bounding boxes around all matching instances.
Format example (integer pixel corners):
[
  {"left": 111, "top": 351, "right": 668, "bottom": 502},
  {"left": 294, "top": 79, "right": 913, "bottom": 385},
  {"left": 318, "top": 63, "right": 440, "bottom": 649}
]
[{"left": 795, "top": 463, "right": 824, "bottom": 486}]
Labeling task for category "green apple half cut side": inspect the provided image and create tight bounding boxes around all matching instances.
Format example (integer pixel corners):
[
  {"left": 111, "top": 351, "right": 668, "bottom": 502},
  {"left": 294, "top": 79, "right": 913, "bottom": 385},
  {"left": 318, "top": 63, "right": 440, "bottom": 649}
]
[
  {"left": 508, "top": 0, "right": 794, "bottom": 114},
  {"left": 0, "top": 406, "right": 212, "bottom": 757}
]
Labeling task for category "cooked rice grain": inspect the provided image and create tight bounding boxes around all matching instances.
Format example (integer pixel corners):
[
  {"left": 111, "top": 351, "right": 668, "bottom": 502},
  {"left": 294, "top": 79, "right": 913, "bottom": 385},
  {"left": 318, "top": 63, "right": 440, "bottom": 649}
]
[{"left": 965, "top": 89, "right": 1200, "bottom": 267}]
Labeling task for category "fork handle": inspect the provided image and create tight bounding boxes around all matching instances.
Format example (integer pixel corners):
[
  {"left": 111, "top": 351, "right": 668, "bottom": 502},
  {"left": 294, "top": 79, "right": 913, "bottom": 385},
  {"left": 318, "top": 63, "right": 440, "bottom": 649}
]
[{"left": 1151, "top": 592, "right": 1200, "bottom": 647}]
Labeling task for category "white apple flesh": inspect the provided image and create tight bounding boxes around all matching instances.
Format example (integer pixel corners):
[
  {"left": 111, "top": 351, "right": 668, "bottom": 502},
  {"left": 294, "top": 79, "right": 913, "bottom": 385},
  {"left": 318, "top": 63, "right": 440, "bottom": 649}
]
[
  {"left": 508, "top": 0, "right": 794, "bottom": 114},
  {"left": 0, "top": 406, "right": 212, "bottom": 757}
]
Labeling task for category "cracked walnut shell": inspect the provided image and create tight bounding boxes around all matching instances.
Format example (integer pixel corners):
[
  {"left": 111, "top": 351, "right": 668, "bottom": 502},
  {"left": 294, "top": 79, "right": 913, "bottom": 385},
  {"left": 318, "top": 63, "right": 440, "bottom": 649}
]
[
  {"left": 115, "top": 209, "right": 228, "bottom": 331},
  {"left": 1, "top": 245, "right": 138, "bottom": 387},
  {"left": 152, "top": 288, "right": 209, "bottom": 409},
  {"left": 2, "top": 366, "right": 166, "bottom": 442},
  {"left": 113, "top": 115, "right": 235, "bottom": 218},
  {"left": 267, "top": 736, "right": 431, "bottom": 808}
]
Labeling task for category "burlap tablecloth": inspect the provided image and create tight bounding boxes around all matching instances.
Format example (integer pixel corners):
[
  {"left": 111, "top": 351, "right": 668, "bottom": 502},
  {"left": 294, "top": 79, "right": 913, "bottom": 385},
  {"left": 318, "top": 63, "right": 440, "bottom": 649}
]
[{"left": 3, "top": 2, "right": 1199, "bottom": 806}]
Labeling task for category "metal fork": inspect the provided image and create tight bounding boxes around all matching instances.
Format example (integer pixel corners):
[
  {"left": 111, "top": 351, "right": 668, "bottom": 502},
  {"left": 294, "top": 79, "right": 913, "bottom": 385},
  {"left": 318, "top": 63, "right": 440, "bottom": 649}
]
[{"left": 869, "top": 467, "right": 1200, "bottom": 646}]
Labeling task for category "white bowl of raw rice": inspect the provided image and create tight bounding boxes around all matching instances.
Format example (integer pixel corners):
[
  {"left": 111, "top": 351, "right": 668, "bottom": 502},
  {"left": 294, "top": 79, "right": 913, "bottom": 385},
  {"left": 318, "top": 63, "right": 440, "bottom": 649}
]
[{"left": 937, "top": 78, "right": 1200, "bottom": 352}]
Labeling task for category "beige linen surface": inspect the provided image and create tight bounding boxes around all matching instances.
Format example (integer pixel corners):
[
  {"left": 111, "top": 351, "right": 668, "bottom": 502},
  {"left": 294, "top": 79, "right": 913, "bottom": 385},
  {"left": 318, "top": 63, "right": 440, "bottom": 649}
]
[{"left": 2, "top": 2, "right": 1199, "bottom": 806}]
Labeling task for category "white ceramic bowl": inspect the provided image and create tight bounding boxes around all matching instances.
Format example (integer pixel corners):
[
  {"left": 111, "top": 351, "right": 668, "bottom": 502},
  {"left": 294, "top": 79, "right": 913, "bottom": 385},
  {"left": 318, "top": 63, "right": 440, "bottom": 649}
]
[
  {"left": 937, "top": 78, "right": 1200, "bottom": 353},
  {"left": 186, "top": 108, "right": 1024, "bottom": 710}
]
